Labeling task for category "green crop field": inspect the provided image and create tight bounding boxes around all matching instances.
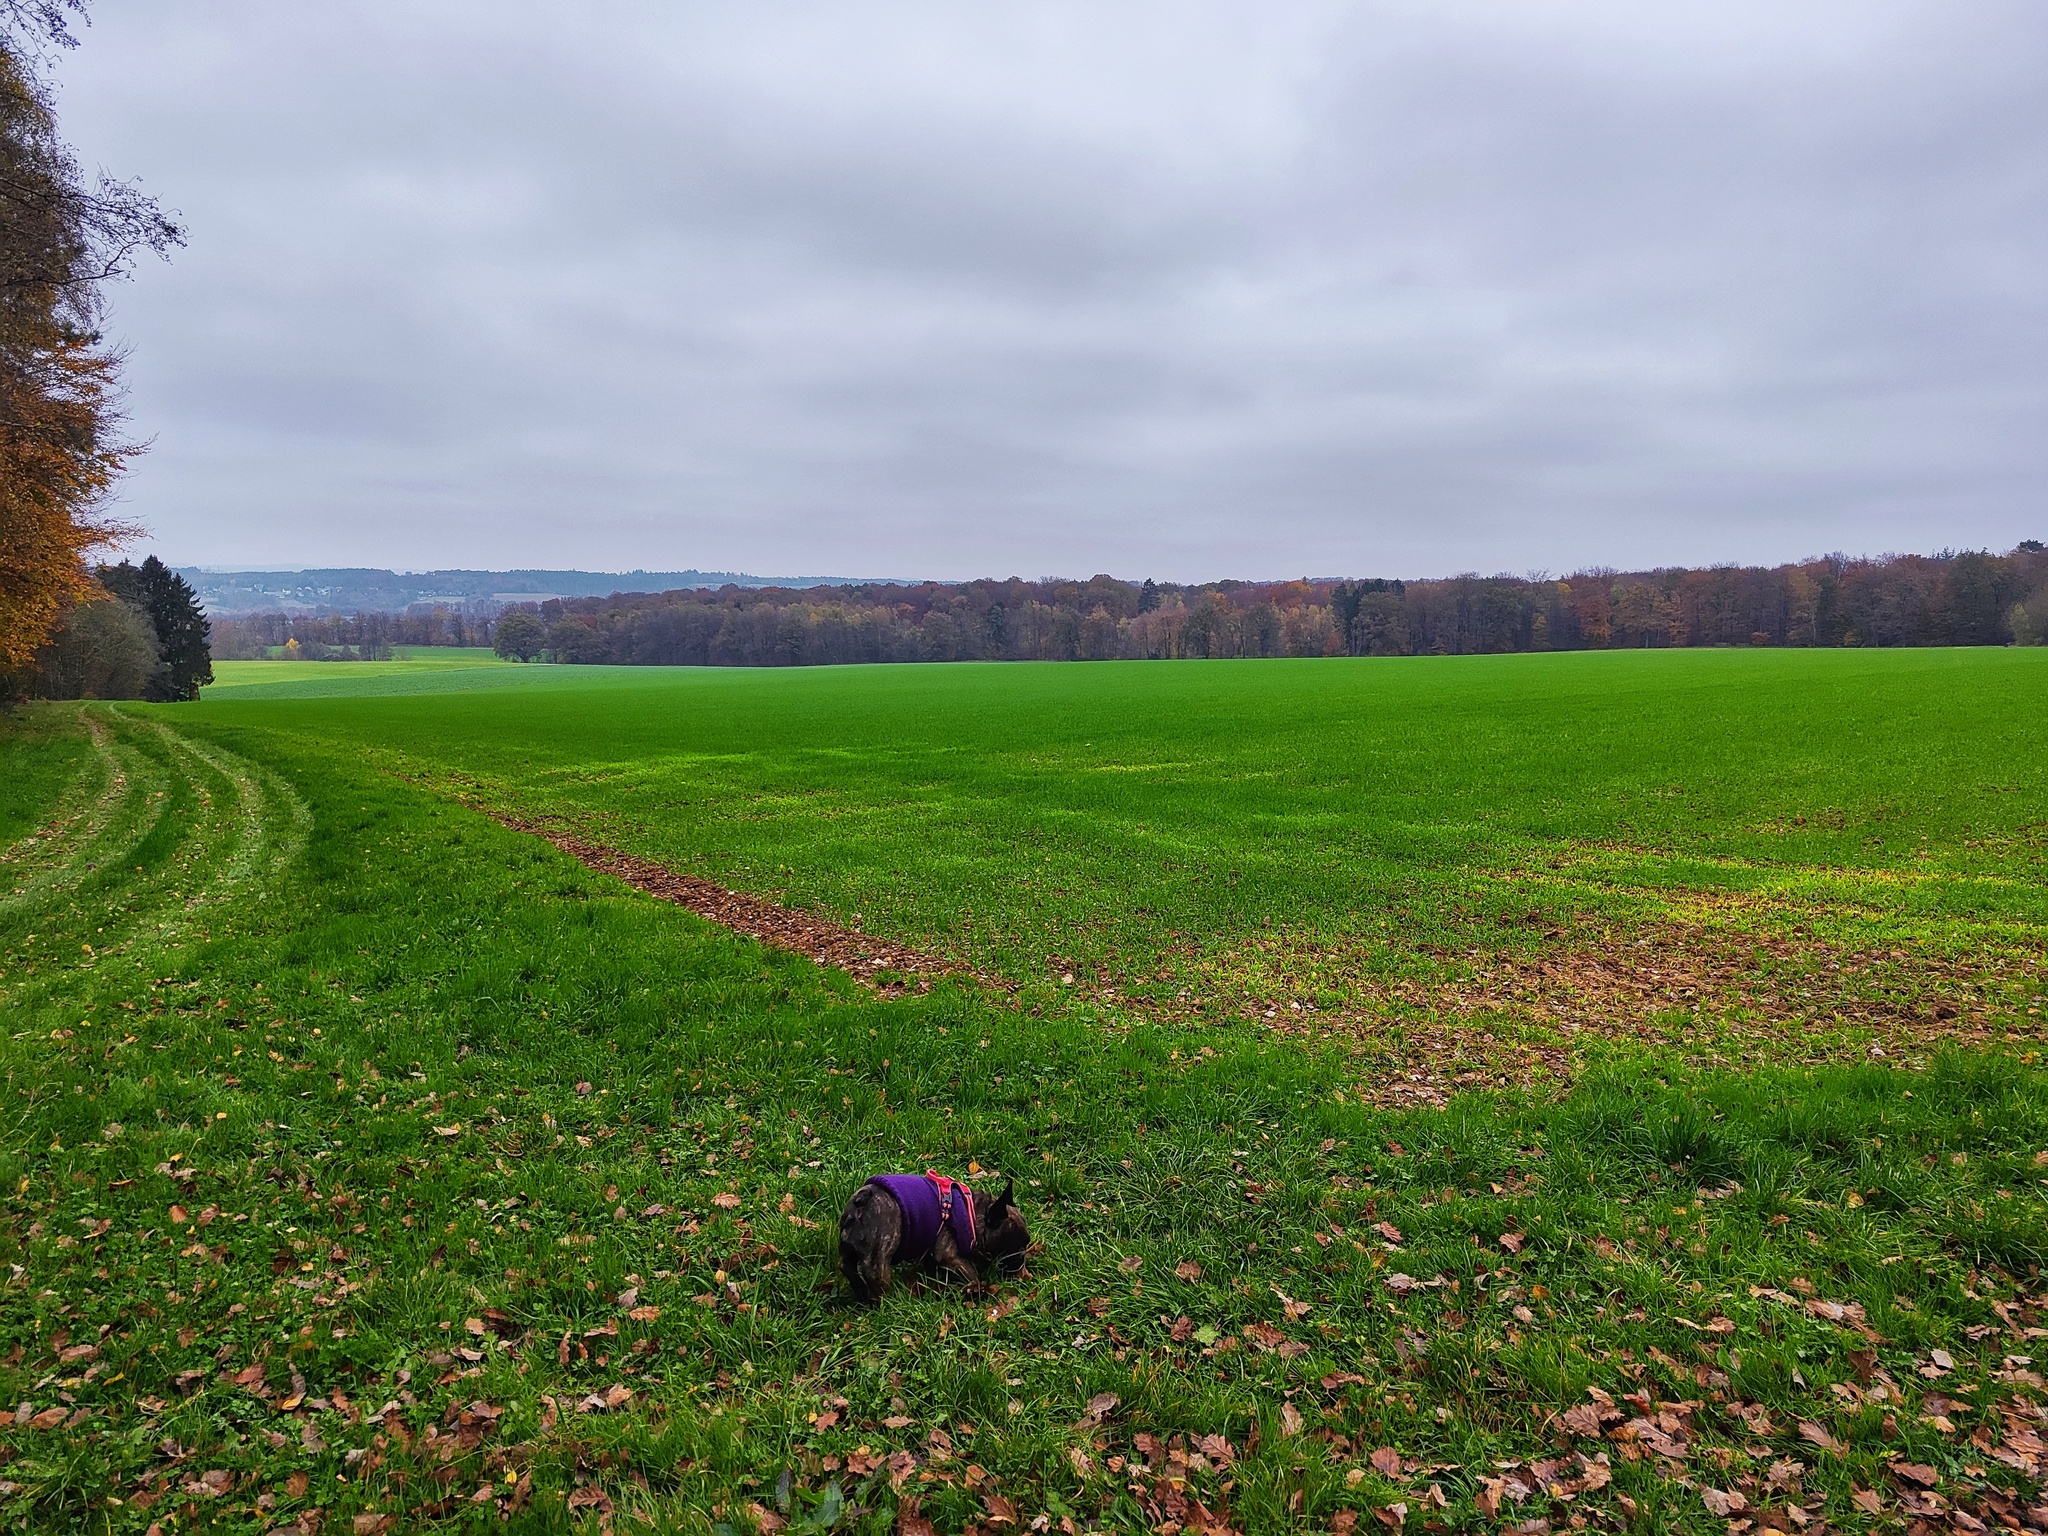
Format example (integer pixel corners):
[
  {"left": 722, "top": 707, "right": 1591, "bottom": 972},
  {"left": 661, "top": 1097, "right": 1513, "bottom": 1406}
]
[{"left": 2, "top": 651, "right": 2045, "bottom": 1536}]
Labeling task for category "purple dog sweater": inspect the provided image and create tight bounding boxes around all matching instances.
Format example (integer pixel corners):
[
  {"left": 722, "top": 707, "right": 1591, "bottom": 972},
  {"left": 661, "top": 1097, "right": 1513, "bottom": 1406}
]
[{"left": 867, "top": 1173, "right": 973, "bottom": 1265}]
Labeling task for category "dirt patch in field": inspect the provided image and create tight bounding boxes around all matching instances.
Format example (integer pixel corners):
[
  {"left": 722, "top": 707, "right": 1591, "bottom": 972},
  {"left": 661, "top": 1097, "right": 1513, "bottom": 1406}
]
[
  {"left": 492, "top": 813, "right": 972, "bottom": 995},
  {"left": 1232, "top": 925, "right": 2048, "bottom": 1108}
]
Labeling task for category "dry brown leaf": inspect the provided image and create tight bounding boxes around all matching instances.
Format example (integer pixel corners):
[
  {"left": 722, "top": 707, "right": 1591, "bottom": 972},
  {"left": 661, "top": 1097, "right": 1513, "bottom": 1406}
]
[
  {"left": 1174, "top": 1261, "right": 1203, "bottom": 1282},
  {"left": 1700, "top": 1488, "right": 1747, "bottom": 1517},
  {"left": 1560, "top": 1404, "right": 1604, "bottom": 1437},
  {"left": 1797, "top": 1421, "right": 1846, "bottom": 1456}
]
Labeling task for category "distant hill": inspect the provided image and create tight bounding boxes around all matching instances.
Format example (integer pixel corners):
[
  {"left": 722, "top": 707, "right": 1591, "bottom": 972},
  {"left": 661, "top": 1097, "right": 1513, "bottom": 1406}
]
[{"left": 176, "top": 568, "right": 899, "bottom": 616}]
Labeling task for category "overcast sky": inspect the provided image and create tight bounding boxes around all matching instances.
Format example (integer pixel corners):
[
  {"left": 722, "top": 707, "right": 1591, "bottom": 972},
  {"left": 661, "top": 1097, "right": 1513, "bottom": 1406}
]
[{"left": 55, "top": 1, "right": 2048, "bottom": 581}]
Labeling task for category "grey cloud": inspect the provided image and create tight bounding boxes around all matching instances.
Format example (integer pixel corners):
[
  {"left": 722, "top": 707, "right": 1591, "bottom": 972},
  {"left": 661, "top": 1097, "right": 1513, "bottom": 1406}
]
[{"left": 54, "top": 0, "right": 2048, "bottom": 579}]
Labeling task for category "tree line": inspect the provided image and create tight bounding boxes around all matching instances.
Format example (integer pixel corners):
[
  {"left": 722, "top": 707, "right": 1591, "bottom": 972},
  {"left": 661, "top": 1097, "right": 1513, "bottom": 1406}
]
[
  {"left": 481, "top": 545, "right": 2048, "bottom": 668},
  {"left": 209, "top": 606, "right": 489, "bottom": 661}
]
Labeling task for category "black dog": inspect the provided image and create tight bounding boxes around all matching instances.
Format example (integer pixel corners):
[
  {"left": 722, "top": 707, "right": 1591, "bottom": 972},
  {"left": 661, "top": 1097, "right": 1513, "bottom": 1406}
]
[{"left": 838, "top": 1170, "right": 1029, "bottom": 1300}]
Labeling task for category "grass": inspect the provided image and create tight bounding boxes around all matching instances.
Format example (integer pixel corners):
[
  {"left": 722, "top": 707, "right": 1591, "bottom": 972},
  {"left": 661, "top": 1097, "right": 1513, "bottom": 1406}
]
[
  {"left": 188, "top": 648, "right": 2048, "bottom": 1092},
  {"left": 0, "top": 650, "right": 2044, "bottom": 1535},
  {"left": 207, "top": 649, "right": 522, "bottom": 700}
]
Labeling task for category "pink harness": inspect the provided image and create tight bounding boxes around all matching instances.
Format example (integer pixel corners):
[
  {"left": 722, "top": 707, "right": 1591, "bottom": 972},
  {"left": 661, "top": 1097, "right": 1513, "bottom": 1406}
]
[{"left": 924, "top": 1170, "right": 976, "bottom": 1252}]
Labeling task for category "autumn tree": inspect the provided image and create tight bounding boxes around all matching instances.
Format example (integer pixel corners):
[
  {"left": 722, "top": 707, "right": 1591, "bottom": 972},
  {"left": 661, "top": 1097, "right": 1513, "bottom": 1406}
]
[
  {"left": 0, "top": 2, "right": 181, "bottom": 670},
  {"left": 492, "top": 608, "right": 546, "bottom": 662}
]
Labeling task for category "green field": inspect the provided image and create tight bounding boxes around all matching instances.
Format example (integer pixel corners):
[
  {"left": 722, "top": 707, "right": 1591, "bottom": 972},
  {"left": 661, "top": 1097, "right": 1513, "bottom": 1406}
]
[{"left": 2, "top": 651, "right": 2045, "bottom": 1535}]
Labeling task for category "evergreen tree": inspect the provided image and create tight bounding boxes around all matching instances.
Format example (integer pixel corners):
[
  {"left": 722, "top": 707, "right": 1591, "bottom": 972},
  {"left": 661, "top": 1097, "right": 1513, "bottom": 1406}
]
[{"left": 97, "top": 555, "right": 212, "bottom": 699}]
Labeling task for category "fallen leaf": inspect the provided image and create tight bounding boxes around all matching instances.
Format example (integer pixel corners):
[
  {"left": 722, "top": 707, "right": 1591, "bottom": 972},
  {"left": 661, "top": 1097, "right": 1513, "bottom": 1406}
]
[
  {"left": 1798, "top": 1421, "right": 1846, "bottom": 1456},
  {"left": 1371, "top": 1446, "right": 1403, "bottom": 1477},
  {"left": 712, "top": 1192, "right": 741, "bottom": 1209},
  {"left": 1701, "top": 1488, "right": 1747, "bottom": 1517},
  {"left": 1083, "top": 1392, "right": 1119, "bottom": 1423},
  {"left": 1174, "top": 1261, "right": 1203, "bottom": 1282},
  {"left": 1375, "top": 1221, "right": 1404, "bottom": 1245},
  {"left": 1499, "top": 1232, "right": 1524, "bottom": 1254},
  {"left": 433, "top": 1124, "right": 462, "bottom": 1138},
  {"left": 1891, "top": 1463, "right": 1939, "bottom": 1488},
  {"left": 1280, "top": 1402, "right": 1304, "bottom": 1437},
  {"left": 628, "top": 1306, "right": 660, "bottom": 1323},
  {"left": 1560, "top": 1404, "right": 1604, "bottom": 1437}
]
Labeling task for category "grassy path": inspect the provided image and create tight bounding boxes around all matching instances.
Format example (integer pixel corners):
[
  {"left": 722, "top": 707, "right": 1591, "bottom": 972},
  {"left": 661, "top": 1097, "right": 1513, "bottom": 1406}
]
[
  {"left": 2, "top": 707, "right": 308, "bottom": 1017},
  {"left": 0, "top": 700, "right": 2043, "bottom": 1534}
]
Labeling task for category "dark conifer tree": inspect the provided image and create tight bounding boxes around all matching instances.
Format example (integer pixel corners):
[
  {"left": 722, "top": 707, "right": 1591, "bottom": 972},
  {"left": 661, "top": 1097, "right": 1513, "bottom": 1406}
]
[{"left": 97, "top": 555, "right": 211, "bottom": 699}]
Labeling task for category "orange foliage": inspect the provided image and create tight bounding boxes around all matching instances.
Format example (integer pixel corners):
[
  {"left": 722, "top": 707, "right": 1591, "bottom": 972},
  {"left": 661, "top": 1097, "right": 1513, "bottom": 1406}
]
[{"left": 0, "top": 337, "right": 134, "bottom": 669}]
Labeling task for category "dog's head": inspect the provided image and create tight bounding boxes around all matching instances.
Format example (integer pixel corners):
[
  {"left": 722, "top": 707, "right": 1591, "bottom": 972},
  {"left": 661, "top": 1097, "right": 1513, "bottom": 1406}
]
[{"left": 970, "top": 1180, "right": 1029, "bottom": 1275}]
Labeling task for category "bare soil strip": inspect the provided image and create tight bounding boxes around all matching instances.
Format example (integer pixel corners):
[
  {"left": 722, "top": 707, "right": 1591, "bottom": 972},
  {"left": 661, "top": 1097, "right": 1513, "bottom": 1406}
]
[{"left": 491, "top": 813, "right": 969, "bottom": 994}]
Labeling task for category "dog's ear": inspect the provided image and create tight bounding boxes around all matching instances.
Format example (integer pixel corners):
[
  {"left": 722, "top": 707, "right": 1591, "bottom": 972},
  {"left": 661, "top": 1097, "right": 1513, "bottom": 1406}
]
[{"left": 992, "top": 1179, "right": 1015, "bottom": 1216}]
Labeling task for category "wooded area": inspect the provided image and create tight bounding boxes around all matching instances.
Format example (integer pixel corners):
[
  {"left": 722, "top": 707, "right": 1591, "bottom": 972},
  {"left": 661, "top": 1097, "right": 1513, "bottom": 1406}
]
[{"left": 465, "top": 544, "right": 2048, "bottom": 666}]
